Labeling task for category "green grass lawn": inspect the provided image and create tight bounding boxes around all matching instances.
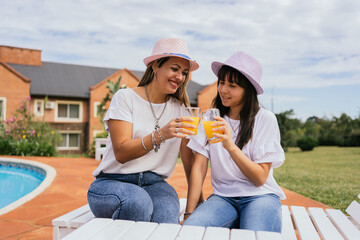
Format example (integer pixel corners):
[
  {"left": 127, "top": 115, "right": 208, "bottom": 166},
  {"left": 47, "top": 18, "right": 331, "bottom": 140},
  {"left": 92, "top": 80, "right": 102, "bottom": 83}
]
[{"left": 274, "top": 146, "right": 360, "bottom": 212}]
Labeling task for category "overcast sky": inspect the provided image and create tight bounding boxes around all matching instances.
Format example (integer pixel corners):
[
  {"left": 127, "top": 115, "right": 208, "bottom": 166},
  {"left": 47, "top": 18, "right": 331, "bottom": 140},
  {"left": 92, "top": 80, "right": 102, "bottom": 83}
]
[{"left": 1, "top": 0, "right": 359, "bottom": 121}]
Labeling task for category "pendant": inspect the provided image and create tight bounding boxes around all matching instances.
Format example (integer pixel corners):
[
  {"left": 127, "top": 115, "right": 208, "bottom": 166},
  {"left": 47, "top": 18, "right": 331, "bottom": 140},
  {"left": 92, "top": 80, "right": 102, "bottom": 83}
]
[{"left": 155, "top": 124, "right": 160, "bottom": 130}]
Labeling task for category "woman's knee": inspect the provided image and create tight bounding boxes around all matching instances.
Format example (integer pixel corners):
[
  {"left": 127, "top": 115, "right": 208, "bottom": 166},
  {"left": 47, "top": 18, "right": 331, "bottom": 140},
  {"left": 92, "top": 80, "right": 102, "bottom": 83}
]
[
  {"left": 146, "top": 181, "right": 180, "bottom": 223},
  {"left": 87, "top": 180, "right": 153, "bottom": 221},
  {"left": 113, "top": 192, "right": 153, "bottom": 221}
]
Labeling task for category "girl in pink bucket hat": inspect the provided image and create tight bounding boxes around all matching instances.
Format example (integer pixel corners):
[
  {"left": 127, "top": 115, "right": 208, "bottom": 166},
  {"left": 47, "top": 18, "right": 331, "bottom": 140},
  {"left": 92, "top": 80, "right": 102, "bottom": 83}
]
[
  {"left": 183, "top": 51, "right": 286, "bottom": 233},
  {"left": 88, "top": 38, "right": 199, "bottom": 223}
]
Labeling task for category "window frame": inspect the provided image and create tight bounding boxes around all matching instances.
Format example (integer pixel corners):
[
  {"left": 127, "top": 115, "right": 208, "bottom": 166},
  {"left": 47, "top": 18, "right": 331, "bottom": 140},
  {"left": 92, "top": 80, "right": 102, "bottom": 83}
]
[
  {"left": 34, "top": 99, "right": 44, "bottom": 116},
  {"left": 93, "top": 101, "right": 100, "bottom": 118},
  {"left": 57, "top": 131, "right": 81, "bottom": 150},
  {"left": 0, "top": 97, "right": 6, "bottom": 121},
  {"left": 55, "top": 100, "right": 83, "bottom": 122}
]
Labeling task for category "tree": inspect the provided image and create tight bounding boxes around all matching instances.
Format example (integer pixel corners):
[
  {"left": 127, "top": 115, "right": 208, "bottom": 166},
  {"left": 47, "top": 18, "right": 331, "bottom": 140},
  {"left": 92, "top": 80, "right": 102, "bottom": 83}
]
[
  {"left": 276, "top": 109, "right": 302, "bottom": 151},
  {"left": 97, "top": 76, "right": 127, "bottom": 127}
]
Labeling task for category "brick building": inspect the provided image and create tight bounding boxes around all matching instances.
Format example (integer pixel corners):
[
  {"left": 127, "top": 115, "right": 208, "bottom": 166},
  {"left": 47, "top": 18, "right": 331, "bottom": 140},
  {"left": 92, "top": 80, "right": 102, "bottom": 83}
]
[{"left": 0, "top": 45, "right": 217, "bottom": 154}]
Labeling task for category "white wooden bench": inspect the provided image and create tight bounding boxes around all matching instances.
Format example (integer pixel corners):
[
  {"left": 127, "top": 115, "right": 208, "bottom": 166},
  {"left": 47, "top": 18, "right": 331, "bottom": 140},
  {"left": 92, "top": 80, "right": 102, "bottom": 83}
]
[
  {"left": 52, "top": 198, "right": 187, "bottom": 240},
  {"left": 53, "top": 195, "right": 360, "bottom": 240},
  {"left": 95, "top": 138, "right": 107, "bottom": 161}
]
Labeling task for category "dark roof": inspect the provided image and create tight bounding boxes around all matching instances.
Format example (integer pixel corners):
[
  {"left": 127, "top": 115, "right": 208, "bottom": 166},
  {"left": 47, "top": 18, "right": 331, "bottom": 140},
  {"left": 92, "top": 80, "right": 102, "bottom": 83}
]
[
  {"left": 9, "top": 61, "right": 120, "bottom": 98},
  {"left": 131, "top": 70, "right": 144, "bottom": 80},
  {"left": 186, "top": 80, "right": 206, "bottom": 105},
  {"left": 9, "top": 61, "right": 205, "bottom": 103}
]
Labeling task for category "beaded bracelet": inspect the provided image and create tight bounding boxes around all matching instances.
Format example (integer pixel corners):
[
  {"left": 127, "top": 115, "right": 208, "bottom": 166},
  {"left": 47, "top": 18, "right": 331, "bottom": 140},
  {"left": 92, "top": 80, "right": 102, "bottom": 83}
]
[
  {"left": 152, "top": 131, "right": 160, "bottom": 153},
  {"left": 141, "top": 137, "right": 151, "bottom": 152},
  {"left": 156, "top": 129, "right": 165, "bottom": 143}
]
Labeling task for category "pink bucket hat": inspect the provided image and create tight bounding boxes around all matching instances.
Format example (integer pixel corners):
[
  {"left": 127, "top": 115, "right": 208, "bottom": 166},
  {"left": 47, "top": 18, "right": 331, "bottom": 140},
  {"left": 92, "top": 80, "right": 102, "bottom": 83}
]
[
  {"left": 211, "top": 51, "right": 263, "bottom": 95},
  {"left": 143, "top": 38, "right": 199, "bottom": 72}
]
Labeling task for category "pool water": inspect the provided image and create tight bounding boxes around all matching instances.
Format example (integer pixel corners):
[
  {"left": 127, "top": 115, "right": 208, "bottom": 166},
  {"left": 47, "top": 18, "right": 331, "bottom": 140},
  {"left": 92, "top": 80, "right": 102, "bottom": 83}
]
[{"left": 0, "top": 163, "right": 45, "bottom": 209}]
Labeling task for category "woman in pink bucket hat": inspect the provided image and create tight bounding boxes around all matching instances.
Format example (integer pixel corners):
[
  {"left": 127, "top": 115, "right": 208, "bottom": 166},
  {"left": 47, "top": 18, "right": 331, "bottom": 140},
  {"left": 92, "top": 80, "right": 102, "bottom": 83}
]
[
  {"left": 88, "top": 38, "right": 199, "bottom": 223},
  {"left": 183, "top": 51, "right": 286, "bottom": 233}
]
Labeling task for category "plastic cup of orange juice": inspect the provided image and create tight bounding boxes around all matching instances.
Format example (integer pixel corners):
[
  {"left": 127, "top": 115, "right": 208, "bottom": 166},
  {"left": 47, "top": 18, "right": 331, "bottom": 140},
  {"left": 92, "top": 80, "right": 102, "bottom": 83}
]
[
  {"left": 182, "top": 107, "right": 200, "bottom": 136},
  {"left": 201, "top": 108, "right": 223, "bottom": 144}
]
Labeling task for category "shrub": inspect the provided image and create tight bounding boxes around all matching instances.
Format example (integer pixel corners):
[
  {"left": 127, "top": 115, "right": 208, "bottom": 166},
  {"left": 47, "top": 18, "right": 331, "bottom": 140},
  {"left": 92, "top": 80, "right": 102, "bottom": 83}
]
[
  {"left": 0, "top": 137, "right": 13, "bottom": 155},
  {"left": 0, "top": 97, "right": 60, "bottom": 156},
  {"left": 297, "top": 136, "right": 318, "bottom": 151}
]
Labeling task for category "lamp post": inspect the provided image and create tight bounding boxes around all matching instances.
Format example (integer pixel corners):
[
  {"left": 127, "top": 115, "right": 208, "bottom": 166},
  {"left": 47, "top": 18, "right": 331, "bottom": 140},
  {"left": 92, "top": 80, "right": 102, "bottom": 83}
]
[{"left": 271, "top": 85, "right": 276, "bottom": 113}]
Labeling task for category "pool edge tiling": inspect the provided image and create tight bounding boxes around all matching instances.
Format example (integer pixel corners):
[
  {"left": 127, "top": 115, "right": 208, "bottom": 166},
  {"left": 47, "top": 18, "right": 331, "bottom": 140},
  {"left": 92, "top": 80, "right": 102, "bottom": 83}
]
[{"left": 0, "top": 157, "right": 56, "bottom": 215}]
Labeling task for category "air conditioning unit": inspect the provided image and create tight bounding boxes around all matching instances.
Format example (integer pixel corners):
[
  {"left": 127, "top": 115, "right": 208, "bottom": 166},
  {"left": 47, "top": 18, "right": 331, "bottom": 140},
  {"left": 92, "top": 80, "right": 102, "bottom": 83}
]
[{"left": 45, "top": 101, "right": 55, "bottom": 109}]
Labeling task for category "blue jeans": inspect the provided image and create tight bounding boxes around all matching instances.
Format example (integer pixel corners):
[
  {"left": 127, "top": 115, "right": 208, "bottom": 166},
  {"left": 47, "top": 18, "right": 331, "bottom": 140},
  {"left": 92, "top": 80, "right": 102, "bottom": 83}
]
[
  {"left": 87, "top": 171, "right": 179, "bottom": 223},
  {"left": 183, "top": 194, "right": 282, "bottom": 233}
]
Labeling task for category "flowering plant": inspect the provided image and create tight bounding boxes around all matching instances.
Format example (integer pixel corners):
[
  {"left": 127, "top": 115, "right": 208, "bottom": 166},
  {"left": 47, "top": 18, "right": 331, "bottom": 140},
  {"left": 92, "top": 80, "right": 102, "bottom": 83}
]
[{"left": 0, "top": 97, "right": 60, "bottom": 156}]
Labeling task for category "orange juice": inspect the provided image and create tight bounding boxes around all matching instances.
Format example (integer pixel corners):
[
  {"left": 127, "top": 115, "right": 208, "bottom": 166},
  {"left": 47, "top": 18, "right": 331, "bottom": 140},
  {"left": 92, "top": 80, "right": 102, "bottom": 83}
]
[
  {"left": 183, "top": 116, "right": 200, "bottom": 134},
  {"left": 202, "top": 121, "right": 223, "bottom": 143}
]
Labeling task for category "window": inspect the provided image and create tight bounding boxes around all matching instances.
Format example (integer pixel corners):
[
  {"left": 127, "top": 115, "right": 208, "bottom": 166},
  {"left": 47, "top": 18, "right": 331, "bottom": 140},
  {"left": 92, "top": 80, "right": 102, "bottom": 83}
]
[
  {"left": 55, "top": 101, "right": 82, "bottom": 122},
  {"left": 34, "top": 99, "right": 44, "bottom": 116},
  {"left": 0, "top": 97, "right": 6, "bottom": 121},
  {"left": 57, "top": 132, "right": 80, "bottom": 150},
  {"left": 94, "top": 101, "right": 100, "bottom": 117}
]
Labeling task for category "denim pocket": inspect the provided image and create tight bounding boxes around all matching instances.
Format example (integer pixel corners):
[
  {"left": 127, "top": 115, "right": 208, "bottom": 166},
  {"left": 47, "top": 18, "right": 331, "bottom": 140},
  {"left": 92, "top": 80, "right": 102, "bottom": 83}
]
[{"left": 87, "top": 191, "right": 121, "bottom": 218}]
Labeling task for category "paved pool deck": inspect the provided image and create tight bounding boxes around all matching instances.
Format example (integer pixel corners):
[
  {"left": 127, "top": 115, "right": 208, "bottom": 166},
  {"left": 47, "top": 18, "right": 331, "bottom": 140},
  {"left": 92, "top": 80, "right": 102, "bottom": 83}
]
[{"left": 0, "top": 155, "right": 330, "bottom": 240}]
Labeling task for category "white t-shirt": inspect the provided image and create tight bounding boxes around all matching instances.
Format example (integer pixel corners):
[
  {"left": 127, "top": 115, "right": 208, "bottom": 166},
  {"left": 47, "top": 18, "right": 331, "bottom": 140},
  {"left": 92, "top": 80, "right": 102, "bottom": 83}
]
[
  {"left": 93, "top": 88, "right": 185, "bottom": 178},
  {"left": 188, "top": 107, "right": 286, "bottom": 200}
]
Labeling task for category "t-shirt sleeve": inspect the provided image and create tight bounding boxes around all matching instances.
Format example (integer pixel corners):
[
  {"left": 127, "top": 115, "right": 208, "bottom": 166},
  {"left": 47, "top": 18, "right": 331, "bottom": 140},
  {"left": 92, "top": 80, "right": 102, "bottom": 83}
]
[
  {"left": 251, "top": 110, "right": 285, "bottom": 168},
  {"left": 103, "top": 90, "right": 133, "bottom": 132},
  {"left": 187, "top": 120, "right": 210, "bottom": 159}
]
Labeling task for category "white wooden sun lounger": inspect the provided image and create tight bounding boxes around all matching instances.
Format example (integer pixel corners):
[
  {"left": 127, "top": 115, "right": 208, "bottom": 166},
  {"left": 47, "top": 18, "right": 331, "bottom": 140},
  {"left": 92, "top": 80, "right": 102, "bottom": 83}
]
[
  {"left": 53, "top": 194, "right": 360, "bottom": 240},
  {"left": 95, "top": 138, "right": 106, "bottom": 161}
]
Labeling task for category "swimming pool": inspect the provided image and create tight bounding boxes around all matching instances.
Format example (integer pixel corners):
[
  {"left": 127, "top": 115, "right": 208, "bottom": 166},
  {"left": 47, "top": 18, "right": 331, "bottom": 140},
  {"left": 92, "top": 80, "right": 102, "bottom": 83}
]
[{"left": 0, "top": 158, "right": 56, "bottom": 215}]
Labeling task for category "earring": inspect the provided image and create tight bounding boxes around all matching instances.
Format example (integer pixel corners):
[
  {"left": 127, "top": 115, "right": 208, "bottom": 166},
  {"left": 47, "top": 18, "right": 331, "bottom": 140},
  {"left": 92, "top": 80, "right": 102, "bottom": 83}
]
[{"left": 154, "top": 72, "right": 157, "bottom": 80}]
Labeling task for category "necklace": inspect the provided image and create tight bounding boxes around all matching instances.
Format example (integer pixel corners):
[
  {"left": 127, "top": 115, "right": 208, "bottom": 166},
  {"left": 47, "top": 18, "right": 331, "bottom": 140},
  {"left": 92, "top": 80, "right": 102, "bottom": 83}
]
[
  {"left": 144, "top": 84, "right": 168, "bottom": 130},
  {"left": 228, "top": 117, "right": 240, "bottom": 133}
]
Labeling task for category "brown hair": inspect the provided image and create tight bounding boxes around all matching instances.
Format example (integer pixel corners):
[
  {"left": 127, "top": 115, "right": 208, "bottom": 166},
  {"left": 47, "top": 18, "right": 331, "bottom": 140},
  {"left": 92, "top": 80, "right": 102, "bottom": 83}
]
[
  {"left": 138, "top": 57, "right": 191, "bottom": 107},
  {"left": 212, "top": 65, "right": 260, "bottom": 149}
]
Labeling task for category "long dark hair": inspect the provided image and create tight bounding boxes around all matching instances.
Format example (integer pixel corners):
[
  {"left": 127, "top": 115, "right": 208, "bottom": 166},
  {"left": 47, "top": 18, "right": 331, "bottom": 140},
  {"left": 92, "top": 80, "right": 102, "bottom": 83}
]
[
  {"left": 138, "top": 57, "right": 191, "bottom": 107},
  {"left": 212, "top": 65, "right": 260, "bottom": 149}
]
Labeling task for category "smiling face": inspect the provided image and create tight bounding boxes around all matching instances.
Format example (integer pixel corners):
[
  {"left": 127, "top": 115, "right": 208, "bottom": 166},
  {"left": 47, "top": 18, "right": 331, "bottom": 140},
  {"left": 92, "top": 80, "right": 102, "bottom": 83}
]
[
  {"left": 153, "top": 57, "right": 190, "bottom": 95},
  {"left": 218, "top": 76, "right": 245, "bottom": 110}
]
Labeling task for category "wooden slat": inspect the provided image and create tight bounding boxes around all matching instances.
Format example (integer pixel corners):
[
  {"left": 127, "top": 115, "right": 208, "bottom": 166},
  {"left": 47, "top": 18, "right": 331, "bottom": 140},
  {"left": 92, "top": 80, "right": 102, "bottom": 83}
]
[
  {"left": 230, "top": 229, "right": 256, "bottom": 240},
  {"left": 62, "top": 218, "right": 112, "bottom": 240},
  {"left": 281, "top": 205, "right": 297, "bottom": 240},
  {"left": 203, "top": 227, "right": 229, "bottom": 240},
  {"left": 291, "top": 206, "right": 320, "bottom": 240},
  {"left": 69, "top": 210, "right": 95, "bottom": 228},
  {"left": 52, "top": 204, "right": 90, "bottom": 227},
  {"left": 256, "top": 231, "right": 282, "bottom": 240},
  {"left": 54, "top": 226, "right": 75, "bottom": 240},
  {"left": 176, "top": 225, "right": 205, "bottom": 240},
  {"left": 326, "top": 209, "right": 360, "bottom": 240},
  {"left": 147, "top": 223, "right": 182, "bottom": 240},
  {"left": 89, "top": 220, "right": 135, "bottom": 240},
  {"left": 179, "top": 198, "right": 187, "bottom": 222},
  {"left": 308, "top": 207, "right": 344, "bottom": 240},
  {"left": 346, "top": 201, "right": 360, "bottom": 226},
  {"left": 117, "top": 221, "right": 158, "bottom": 240}
]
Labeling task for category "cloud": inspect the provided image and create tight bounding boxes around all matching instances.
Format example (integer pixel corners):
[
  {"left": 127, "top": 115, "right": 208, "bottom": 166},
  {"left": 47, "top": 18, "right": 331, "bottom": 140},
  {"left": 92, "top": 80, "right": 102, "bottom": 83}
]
[{"left": 1, "top": 0, "right": 359, "bottom": 120}]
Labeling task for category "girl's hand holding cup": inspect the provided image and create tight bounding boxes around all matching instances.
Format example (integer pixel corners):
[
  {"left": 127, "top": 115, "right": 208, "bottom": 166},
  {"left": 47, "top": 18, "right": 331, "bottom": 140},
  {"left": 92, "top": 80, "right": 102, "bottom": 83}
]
[{"left": 201, "top": 108, "right": 224, "bottom": 144}]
